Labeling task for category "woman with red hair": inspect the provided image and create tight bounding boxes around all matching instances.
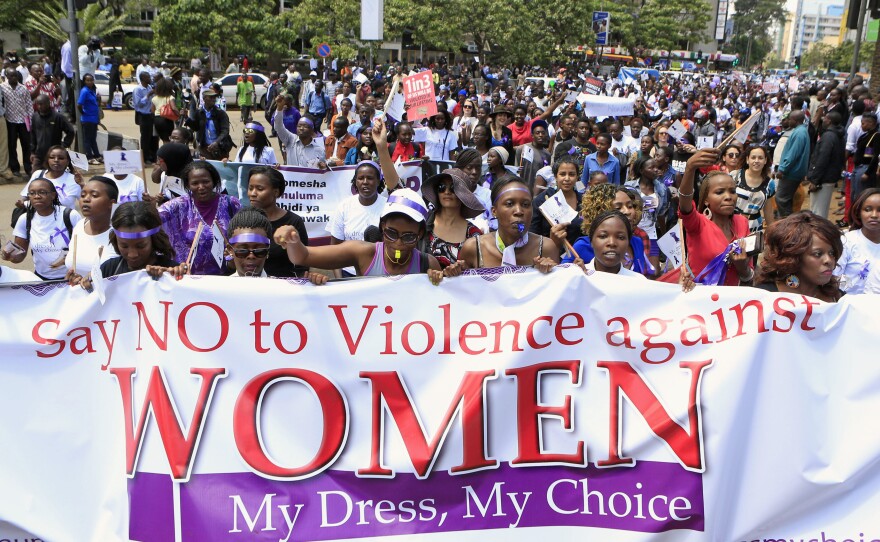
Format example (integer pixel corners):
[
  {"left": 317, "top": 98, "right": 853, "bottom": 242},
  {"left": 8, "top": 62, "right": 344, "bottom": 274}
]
[{"left": 755, "top": 211, "right": 844, "bottom": 302}]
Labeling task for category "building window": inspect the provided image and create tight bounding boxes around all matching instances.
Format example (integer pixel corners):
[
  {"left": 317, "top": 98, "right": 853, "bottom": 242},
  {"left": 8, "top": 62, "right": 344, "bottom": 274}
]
[{"left": 141, "top": 10, "right": 155, "bottom": 22}]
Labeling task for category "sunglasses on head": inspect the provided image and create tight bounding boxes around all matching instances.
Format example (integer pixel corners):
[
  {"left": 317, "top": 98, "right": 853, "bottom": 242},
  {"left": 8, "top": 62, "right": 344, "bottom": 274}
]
[
  {"left": 383, "top": 227, "right": 419, "bottom": 244},
  {"left": 232, "top": 247, "right": 270, "bottom": 258}
]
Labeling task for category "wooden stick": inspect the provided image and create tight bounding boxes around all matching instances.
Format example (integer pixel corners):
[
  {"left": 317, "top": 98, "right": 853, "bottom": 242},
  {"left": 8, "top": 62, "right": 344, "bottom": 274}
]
[
  {"left": 538, "top": 207, "right": 577, "bottom": 258},
  {"left": 715, "top": 110, "right": 761, "bottom": 150},
  {"left": 185, "top": 222, "right": 205, "bottom": 274},
  {"left": 71, "top": 234, "right": 78, "bottom": 274}
]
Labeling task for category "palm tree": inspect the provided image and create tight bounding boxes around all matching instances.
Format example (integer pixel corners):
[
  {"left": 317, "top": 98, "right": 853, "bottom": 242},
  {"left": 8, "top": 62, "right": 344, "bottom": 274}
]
[{"left": 23, "top": 0, "right": 127, "bottom": 44}]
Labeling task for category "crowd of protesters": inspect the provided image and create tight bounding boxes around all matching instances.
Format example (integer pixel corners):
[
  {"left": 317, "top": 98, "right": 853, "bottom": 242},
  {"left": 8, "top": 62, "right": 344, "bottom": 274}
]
[{"left": 0, "top": 41, "right": 877, "bottom": 300}]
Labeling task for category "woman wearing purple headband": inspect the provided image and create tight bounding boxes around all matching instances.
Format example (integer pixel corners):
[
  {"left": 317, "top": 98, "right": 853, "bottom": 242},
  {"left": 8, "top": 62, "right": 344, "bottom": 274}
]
[
  {"left": 79, "top": 201, "right": 186, "bottom": 289},
  {"left": 275, "top": 188, "right": 440, "bottom": 277},
  {"left": 435, "top": 176, "right": 560, "bottom": 282}
]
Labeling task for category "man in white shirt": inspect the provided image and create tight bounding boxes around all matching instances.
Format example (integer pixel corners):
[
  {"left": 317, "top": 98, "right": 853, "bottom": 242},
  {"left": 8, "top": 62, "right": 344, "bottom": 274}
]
[
  {"left": 135, "top": 58, "right": 150, "bottom": 81},
  {"left": 845, "top": 99, "right": 866, "bottom": 159}
]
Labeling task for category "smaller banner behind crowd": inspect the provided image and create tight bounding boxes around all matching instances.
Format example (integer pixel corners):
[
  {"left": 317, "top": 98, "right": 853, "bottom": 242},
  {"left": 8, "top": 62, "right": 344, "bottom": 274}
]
[
  {"left": 0, "top": 269, "right": 879, "bottom": 541},
  {"left": 206, "top": 160, "right": 424, "bottom": 243}
]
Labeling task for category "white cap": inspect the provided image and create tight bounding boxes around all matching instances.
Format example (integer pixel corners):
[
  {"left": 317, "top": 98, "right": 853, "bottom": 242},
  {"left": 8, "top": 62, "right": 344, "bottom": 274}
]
[
  {"left": 309, "top": 70, "right": 317, "bottom": 76},
  {"left": 381, "top": 188, "right": 428, "bottom": 223}
]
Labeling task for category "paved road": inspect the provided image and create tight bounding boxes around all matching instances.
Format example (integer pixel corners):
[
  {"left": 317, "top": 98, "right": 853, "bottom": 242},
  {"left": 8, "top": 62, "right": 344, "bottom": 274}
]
[{"left": 1, "top": 108, "right": 286, "bottom": 272}]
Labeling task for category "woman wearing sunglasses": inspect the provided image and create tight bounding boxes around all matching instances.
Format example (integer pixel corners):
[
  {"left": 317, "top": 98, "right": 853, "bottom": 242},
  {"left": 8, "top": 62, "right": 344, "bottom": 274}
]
[
  {"left": 452, "top": 99, "right": 479, "bottom": 149},
  {"left": 419, "top": 168, "right": 484, "bottom": 268},
  {"left": 274, "top": 188, "right": 440, "bottom": 276},
  {"left": 719, "top": 143, "right": 742, "bottom": 173},
  {"left": 230, "top": 121, "right": 276, "bottom": 204},
  {"left": 225, "top": 207, "right": 275, "bottom": 278}
]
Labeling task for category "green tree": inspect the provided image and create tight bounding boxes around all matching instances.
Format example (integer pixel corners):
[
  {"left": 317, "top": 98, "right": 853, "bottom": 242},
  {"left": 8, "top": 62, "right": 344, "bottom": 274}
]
[
  {"left": 283, "top": 0, "right": 363, "bottom": 60},
  {"left": 21, "top": 0, "right": 127, "bottom": 45},
  {"left": 801, "top": 42, "right": 834, "bottom": 71},
  {"left": 730, "top": 0, "right": 786, "bottom": 67},
  {"left": 152, "top": 0, "right": 298, "bottom": 63},
  {"left": 603, "top": 0, "right": 712, "bottom": 62}
]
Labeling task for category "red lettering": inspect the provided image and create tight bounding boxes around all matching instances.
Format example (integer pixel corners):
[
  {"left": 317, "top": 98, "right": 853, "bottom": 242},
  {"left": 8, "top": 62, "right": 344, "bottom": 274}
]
[
  {"left": 640, "top": 318, "right": 674, "bottom": 364},
  {"left": 233, "top": 369, "right": 347, "bottom": 479},
  {"left": 605, "top": 316, "right": 635, "bottom": 349},
  {"left": 554, "top": 313, "right": 585, "bottom": 346},
  {"left": 458, "top": 321, "right": 487, "bottom": 355},
  {"left": 250, "top": 310, "right": 271, "bottom": 354},
  {"left": 772, "top": 297, "right": 796, "bottom": 332},
  {"left": 111, "top": 366, "right": 226, "bottom": 481},
  {"left": 800, "top": 296, "right": 819, "bottom": 331},
  {"left": 489, "top": 320, "right": 523, "bottom": 354},
  {"left": 526, "top": 316, "right": 553, "bottom": 349},
  {"left": 506, "top": 361, "right": 584, "bottom": 466},
  {"left": 679, "top": 315, "right": 710, "bottom": 346},
  {"left": 438, "top": 304, "right": 454, "bottom": 354},
  {"left": 133, "top": 300, "right": 173, "bottom": 351},
  {"left": 329, "top": 305, "right": 377, "bottom": 355},
  {"left": 729, "top": 299, "right": 768, "bottom": 337},
  {"left": 401, "top": 321, "right": 435, "bottom": 355},
  {"left": 358, "top": 370, "right": 497, "bottom": 478},
  {"left": 32, "top": 319, "right": 64, "bottom": 358},
  {"left": 178, "top": 302, "right": 228, "bottom": 352},
  {"left": 597, "top": 360, "right": 712, "bottom": 471},
  {"left": 274, "top": 320, "right": 308, "bottom": 354}
]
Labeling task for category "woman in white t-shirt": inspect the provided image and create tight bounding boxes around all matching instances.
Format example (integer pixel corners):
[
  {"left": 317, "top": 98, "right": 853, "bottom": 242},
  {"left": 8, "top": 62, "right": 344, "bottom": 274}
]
[
  {"left": 108, "top": 172, "right": 146, "bottom": 203},
  {"left": 585, "top": 210, "right": 647, "bottom": 278},
  {"left": 65, "top": 177, "right": 119, "bottom": 283},
  {"left": 20, "top": 145, "right": 83, "bottom": 209},
  {"left": 417, "top": 111, "right": 458, "bottom": 162},
  {"left": 452, "top": 99, "right": 479, "bottom": 148},
  {"left": 837, "top": 188, "right": 880, "bottom": 294},
  {"left": 229, "top": 121, "right": 277, "bottom": 204},
  {"left": 2, "top": 178, "right": 82, "bottom": 280},
  {"left": 326, "top": 161, "right": 387, "bottom": 277}
]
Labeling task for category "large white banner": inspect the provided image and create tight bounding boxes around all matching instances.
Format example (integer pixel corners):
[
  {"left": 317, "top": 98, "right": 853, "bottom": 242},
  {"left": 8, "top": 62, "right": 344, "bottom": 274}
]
[
  {"left": 1, "top": 267, "right": 879, "bottom": 541},
  {"left": 580, "top": 95, "right": 635, "bottom": 118}
]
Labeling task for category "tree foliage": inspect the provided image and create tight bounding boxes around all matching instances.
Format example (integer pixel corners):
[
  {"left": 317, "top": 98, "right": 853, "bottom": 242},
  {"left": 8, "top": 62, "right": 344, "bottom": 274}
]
[
  {"left": 605, "top": 0, "right": 713, "bottom": 53},
  {"left": 21, "top": 0, "right": 128, "bottom": 45},
  {"left": 152, "top": 0, "right": 298, "bottom": 62},
  {"left": 730, "top": 0, "right": 786, "bottom": 65}
]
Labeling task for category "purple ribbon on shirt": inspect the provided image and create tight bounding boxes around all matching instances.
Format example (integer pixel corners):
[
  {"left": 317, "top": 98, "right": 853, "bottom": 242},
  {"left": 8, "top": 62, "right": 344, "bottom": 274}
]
[
  {"left": 694, "top": 241, "right": 740, "bottom": 285},
  {"left": 858, "top": 261, "right": 870, "bottom": 281},
  {"left": 50, "top": 226, "right": 70, "bottom": 246}
]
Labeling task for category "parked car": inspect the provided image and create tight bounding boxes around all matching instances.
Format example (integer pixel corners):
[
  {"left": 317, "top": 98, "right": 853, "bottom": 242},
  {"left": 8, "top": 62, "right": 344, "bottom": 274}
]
[
  {"left": 216, "top": 73, "right": 269, "bottom": 109},
  {"left": 93, "top": 70, "right": 139, "bottom": 109}
]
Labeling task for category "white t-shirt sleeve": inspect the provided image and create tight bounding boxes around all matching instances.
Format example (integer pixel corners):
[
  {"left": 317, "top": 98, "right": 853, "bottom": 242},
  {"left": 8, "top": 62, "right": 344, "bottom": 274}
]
[
  {"left": 13, "top": 213, "right": 27, "bottom": 239},
  {"left": 327, "top": 200, "right": 347, "bottom": 239}
]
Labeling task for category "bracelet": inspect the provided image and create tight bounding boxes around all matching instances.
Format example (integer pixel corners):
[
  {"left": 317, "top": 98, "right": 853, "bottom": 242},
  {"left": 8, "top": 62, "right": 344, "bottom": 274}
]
[
  {"left": 738, "top": 268, "right": 755, "bottom": 283},
  {"left": 678, "top": 189, "right": 695, "bottom": 198}
]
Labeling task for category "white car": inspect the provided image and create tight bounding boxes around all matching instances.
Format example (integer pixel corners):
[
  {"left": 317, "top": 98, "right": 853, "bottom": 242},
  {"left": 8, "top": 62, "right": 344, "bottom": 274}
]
[
  {"left": 215, "top": 73, "right": 269, "bottom": 109},
  {"left": 93, "top": 71, "right": 140, "bottom": 109}
]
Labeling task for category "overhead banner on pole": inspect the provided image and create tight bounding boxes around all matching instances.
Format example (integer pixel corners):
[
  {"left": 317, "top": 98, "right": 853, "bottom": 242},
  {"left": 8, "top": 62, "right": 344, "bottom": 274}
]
[
  {"left": 1, "top": 268, "right": 880, "bottom": 541},
  {"left": 360, "top": 0, "right": 384, "bottom": 40}
]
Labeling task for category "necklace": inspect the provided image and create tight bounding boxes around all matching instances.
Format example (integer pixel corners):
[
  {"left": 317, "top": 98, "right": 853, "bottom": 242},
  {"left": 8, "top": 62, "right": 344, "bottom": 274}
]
[{"left": 384, "top": 245, "right": 412, "bottom": 267}]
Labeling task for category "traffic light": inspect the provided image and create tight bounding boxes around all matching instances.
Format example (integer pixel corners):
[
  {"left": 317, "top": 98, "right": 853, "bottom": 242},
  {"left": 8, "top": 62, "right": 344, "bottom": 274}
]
[
  {"left": 696, "top": 50, "right": 704, "bottom": 65},
  {"left": 794, "top": 55, "right": 801, "bottom": 69},
  {"left": 733, "top": 57, "right": 740, "bottom": 66}
]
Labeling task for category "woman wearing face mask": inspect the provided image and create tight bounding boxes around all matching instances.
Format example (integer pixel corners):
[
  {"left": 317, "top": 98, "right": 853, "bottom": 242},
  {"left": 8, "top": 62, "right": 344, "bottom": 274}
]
[
  {"left": 65, "top": 176, "right": 119, "bottom": 285},
  {"left": 670, "top": 148, "right": 751, "bottom": 286},
  {"left": 275, "top": 188, "right": 440, "bottom": 276},
  {"left": 246, "top": 166, "right": 309, "bottom": 278},
  {"left": 731, "top": 145, "right": 775, "bottom": 232},
  {"left": 3, "top": 178, "right": 82, "bottom": 280},
  {"left": 755, "top": 212, "right": 844, "bottom": 302},
  {"left": 158, "top": 161, "right": 241, "bottom": 275},
  {"left": 447, "top": 177, "right": 560, "bottom": 274},
  {"left": 19, "top": 145, "right": 83, "bottom": 210},
  {"left": 585, "top": 211, "right": 646, "bottom": 278},
  {"left": 326, "top": 161, "right": 387, "bottom": 277}
]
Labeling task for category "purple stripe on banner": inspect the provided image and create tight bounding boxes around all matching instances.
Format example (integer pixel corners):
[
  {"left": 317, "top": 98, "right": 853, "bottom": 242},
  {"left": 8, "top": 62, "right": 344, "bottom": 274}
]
[
  {"left": 155, "top": 462, "right": 701, "bottom": 541},
  {"left": 129, "top": 472, "right": 175, "bottom": 542}
]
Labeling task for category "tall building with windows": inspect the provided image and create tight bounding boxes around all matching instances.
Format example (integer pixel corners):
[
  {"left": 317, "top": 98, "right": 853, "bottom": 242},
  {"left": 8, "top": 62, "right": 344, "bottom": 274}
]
[{"left": 778, "top": 1, "right": 844, "bottom": 61}]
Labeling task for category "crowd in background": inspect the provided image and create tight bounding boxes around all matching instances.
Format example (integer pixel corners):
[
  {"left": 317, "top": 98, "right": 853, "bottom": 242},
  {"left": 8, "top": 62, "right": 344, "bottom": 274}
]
[{"left": 1, "top": 41, "right": 878, "bottom": 302}]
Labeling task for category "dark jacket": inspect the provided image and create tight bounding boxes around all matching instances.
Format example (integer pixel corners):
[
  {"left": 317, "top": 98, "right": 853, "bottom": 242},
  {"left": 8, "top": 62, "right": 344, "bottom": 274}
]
[
  {"left": 29, "top": 110, "right": 75, "bottom": 162},
  {"left": 807, "top": 124, "right": 845, "bottom": 185},
  {"left": 186, "top": 105, "right": 233, "bottom": 152},
  {"left": 529, "top": 187, "right": 583, "bottom": 246}
]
